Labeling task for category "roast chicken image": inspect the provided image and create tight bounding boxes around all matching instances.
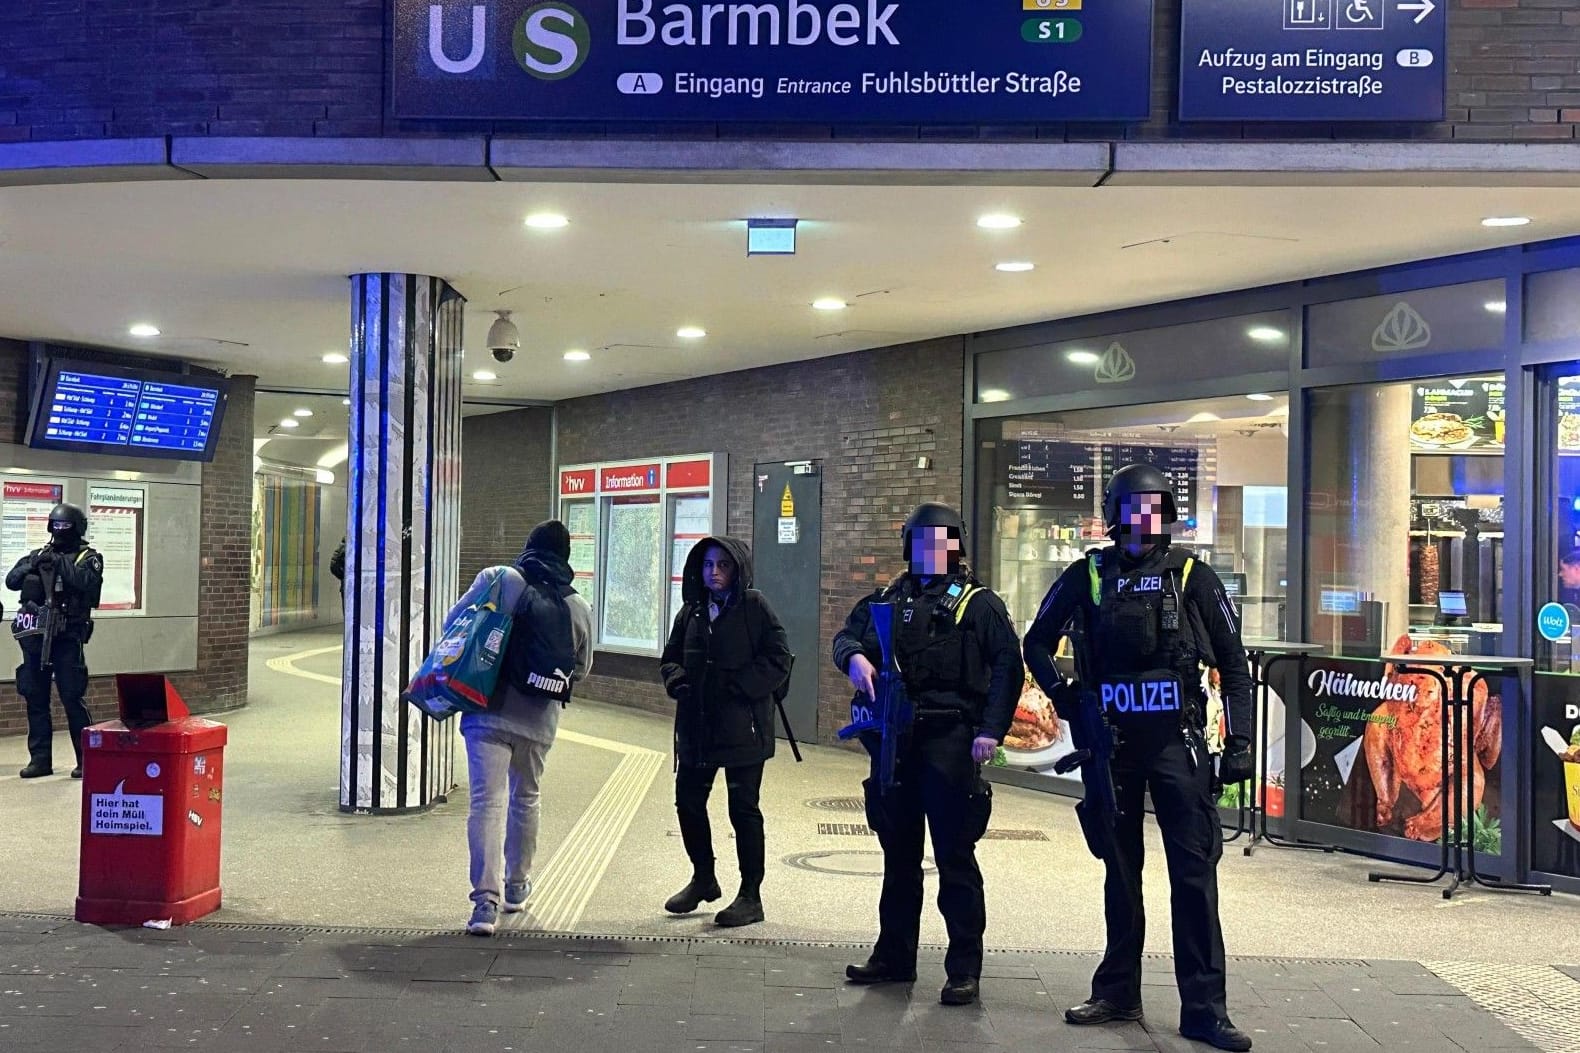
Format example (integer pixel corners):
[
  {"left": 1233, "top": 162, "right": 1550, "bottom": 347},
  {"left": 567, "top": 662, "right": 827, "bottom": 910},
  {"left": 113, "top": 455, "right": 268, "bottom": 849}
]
[{"left": 1363, "top": 636, "right": 1503, "bottom": 842}]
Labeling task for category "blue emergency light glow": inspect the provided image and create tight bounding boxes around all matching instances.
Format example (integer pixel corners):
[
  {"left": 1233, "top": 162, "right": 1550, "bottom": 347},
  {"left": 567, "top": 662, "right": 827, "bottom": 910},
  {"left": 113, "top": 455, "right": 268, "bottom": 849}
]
[{"left": 747, "top": 218, "right": 797, "bottom": 256}]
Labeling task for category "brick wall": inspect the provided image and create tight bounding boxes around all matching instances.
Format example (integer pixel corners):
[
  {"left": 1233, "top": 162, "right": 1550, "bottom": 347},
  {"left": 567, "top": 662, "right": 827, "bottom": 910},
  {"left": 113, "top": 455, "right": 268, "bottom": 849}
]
[
  {"left": 459, "top": 406, "right": 554, "bottom": 585},
  {"left": 0, "top": 1, "right": 1574, "bottom": 144},
  {"left": 0, "top": 341, "right": 254, "bottom": 741},
  {"left": 556, "top": 337, "right": 965, "bottom": 744}
]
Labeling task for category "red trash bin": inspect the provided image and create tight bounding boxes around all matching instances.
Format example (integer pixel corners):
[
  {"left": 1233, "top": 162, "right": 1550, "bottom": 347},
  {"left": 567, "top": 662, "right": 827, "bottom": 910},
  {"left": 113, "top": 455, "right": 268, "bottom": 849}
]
[{"left": 76, "top": 674, "right": 227, "bottom": 926}]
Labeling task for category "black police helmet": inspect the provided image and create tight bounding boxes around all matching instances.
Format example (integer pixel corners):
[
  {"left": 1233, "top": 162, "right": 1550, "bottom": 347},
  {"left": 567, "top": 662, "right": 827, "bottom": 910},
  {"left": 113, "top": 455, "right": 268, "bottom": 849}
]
[
  {"left": 47, "top": 502, "right": 88, "bottom": 542},
  {"left": 902, "top": 502, "right": 964, "bottom": 558},
  {"left": 1102, "top": 464, "right": 1178, "bottom": 528}
]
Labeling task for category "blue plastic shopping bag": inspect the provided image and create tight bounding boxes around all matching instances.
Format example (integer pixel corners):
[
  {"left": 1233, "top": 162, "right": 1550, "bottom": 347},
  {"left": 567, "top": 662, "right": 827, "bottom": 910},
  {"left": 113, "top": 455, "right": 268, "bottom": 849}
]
[{"left": 405, "top": 569, "right": 515, "bottom": 719}]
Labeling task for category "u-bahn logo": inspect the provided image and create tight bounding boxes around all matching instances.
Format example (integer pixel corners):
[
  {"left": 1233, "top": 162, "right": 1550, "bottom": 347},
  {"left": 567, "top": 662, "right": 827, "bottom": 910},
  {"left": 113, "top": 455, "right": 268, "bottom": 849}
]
[{"left": 514, "top": 3, "right": 591, "bottom": 80}]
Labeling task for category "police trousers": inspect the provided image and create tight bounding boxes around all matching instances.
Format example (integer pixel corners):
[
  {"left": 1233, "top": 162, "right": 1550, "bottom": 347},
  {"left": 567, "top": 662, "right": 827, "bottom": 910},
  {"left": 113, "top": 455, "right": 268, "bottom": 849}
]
[
  {"left": 1092, "top": 723, "right": 1228, "bottom": 1031},
  {"left": 863, "top": 722, "right": 992, "bottom": 980},
  {"left": 18, "top": 637, "right": 90, "bottom": 767}
]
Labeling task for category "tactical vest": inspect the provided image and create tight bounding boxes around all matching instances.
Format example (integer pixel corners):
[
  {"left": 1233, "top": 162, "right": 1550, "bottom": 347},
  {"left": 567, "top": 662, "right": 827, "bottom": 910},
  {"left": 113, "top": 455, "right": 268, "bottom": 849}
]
[
  {"left": 1086, "top": 548, "right": 1202, "bottom": 723},
  {"left": 504, "top": 577, "right": 578, "bottom": 705},
  {"left": 885, "top": 575, "right": 988, "bottom": 709}
]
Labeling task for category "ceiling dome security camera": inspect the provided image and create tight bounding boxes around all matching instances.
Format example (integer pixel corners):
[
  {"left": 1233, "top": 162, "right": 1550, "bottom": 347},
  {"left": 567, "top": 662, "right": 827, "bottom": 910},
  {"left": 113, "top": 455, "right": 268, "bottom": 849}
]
[{"left": 486, "top": 310, "right": 520, "bottom": 363}]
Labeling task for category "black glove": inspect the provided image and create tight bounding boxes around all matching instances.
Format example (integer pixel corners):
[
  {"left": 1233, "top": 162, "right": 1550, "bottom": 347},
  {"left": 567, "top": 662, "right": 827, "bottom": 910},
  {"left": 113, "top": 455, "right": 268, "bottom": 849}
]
[
  {"left": 1219, "top": 734, "right": 1254, "bottom": 785},
  {"left": 1050, "top": 681, "right": 1081, "bottom": 721},
  {"left": 34, "top": 551, "right": 56, "bottom": 571}
]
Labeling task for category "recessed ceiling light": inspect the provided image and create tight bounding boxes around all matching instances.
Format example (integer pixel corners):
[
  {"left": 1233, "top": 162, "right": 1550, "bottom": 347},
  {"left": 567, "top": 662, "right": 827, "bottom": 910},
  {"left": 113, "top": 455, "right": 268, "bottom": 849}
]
[
  {"left": 1246, "top": 393, "right": 1275, "bottom": 402},
  {"left": 1481, "top": 216, "right": 1530, "bottom": 228},
  {"left": 996, "top": 261, "right": 1035, "bottom": 273},
  {"left": 278, "top": 418, "right": 299, "bottom": 429},
  {"left": 977, "top": 214, "right": 1022, "bottom": 230},
  {"left": 677, "top": 326, "right": 706, "bottom": 339},
  {"left": 812, "top": 298, "right": 848, "bottom": 311},
  {"left": 472, "top": 370, "right": 497, "bottom": 382},
  {"left": 1484, "top": 300, "right": 1507, "bottom": 314},
  {"left": 129, "top": 323, "right": 160, "bottom": 338},
  {"left": 1066, "top": 350, "right": 1100, "bottom": 365},
  {"left": 293, "top": 408, "right": 313, "bottom": 418},
  {"left": 1248, "top": 326, "right": 1285, "bottom": 342},
  {"left": 563, "top": 350, "right": 591, "bottom": 362},
  {"left": 979, "top": 389, "right": 1012, "bottom": 403},
  {"left": 525, "top": 212, "right": 568, "bottom": 229},
  {"left": 322, "top": 352, "right": 348, "bottom": 365}
]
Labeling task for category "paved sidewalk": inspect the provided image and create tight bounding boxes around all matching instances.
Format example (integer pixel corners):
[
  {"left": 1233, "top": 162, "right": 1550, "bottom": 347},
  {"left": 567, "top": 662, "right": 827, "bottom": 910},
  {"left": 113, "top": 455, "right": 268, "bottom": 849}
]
[{"left": 0, "top": 914, "right": 1548, "bottom": 1053}]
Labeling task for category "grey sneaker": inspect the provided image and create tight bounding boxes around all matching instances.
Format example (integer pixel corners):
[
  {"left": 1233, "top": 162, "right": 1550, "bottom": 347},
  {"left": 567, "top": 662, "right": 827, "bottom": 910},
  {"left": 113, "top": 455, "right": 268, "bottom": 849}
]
[
  {"left": 466, "top": 901, "right": 499, "bottom": 937},
  {"left": 503, "top": 878, "right": 532, "bottom": 913}
]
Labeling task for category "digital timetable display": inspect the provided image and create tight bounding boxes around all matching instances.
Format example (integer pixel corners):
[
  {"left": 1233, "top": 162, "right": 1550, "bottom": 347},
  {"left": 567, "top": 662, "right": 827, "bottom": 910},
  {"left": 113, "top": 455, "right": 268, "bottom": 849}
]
[{"left": 26, "top": 358, "right": 230, "bottom": 462}]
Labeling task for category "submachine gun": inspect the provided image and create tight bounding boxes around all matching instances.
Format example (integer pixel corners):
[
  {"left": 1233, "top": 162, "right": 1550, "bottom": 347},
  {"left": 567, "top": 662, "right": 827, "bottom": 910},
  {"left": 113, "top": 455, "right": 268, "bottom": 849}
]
[
  {"left": 13, "top": 556, "right": 64, "bottom": 671},
  {"left": 837, "top": 601, "right": 913, "bottom": 793},
  {"left": 1052, "top": 625, "right": 1120, "bottom": 861}
]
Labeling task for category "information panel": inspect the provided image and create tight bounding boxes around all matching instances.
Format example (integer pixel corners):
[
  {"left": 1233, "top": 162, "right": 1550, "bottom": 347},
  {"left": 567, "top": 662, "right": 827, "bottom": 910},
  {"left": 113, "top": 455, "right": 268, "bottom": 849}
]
[
  {"left": 88, "top": 484, "right": 147, "bottom": 613},
  {"left": 1179, "top": 0, "right": 1445, "bottom": 122},
  {"left": 41, "top": 371, "right": 220, "bottom": 456},
  {"left": 392, "top": 0, "right": 1156, "bottom": 123}
]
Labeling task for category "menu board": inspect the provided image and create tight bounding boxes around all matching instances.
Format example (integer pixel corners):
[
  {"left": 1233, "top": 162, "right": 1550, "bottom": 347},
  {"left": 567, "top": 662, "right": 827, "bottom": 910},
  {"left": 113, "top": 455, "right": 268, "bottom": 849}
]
[
  {"left": 1410, "top": 378, "right": 1505, "bottom": 454},
  {"left": 1003, "top": 439, "right": 1101, "bottom": 509},
  {"left": 1002, "top": 438, "right": 1198, "bottom": 522},
  {"left": 42, "top": 371, "right": 220, "bottom": 455},
  {"left": 1559, "top": 377, "right": 1580, "bottom": 453}
]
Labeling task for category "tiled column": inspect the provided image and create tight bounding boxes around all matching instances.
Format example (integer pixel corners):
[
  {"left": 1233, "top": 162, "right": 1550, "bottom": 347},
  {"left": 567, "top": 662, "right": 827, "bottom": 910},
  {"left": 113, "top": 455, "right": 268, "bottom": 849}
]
[{"left": 341, "top": 273, "right": 464, "bottom": 813}]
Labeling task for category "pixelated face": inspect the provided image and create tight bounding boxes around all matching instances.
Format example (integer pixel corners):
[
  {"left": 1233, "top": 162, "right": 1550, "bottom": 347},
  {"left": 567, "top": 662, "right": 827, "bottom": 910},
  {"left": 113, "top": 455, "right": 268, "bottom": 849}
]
[
  {"left": 910, "top": 525, "right": 962, "bottom": 577},
  {"left": 1562, "top": 561, "right": 1580, "bottom": 589},
  {"left": 1117, "top": 492, "right": 1168, "bottom": 555}
]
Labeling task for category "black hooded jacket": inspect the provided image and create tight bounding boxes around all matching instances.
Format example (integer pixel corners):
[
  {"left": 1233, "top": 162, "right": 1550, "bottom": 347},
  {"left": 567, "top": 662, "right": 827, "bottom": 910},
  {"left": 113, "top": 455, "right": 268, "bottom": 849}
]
[{"left": 660, "top": 536, "right": 793, "bottom": 769}]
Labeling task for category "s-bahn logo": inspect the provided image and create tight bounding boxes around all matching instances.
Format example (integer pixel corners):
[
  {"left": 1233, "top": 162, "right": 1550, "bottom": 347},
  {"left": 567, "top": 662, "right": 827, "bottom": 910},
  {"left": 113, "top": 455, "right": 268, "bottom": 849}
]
[{"left": 425, "top": 2, "right": 590, "bottom": 80}]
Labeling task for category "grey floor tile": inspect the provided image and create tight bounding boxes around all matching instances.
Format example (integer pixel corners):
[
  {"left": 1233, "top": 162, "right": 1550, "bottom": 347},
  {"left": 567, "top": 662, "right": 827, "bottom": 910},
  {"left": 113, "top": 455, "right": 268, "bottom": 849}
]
[
  {"left": 1255, "top": 987, "right": 1353, "bottom": 1019},
  {"left": 763, "top": 1035, "right": 844, "bottom": 1053},
  {"left": 763, "top": 959, "right": 845, "bottom": 989},
  {"left": 765, "top": 985, "right": 842, "bottom": 1035},
  {"left": 440, "top": 1025, "right": 538, "bottom": 1053},
  {"left": 689, "top": 1011, "right": 767, "bottom": 1040},
  {"left": 1284, "top": 1017, "right": 1382, "bottom": 1051}
]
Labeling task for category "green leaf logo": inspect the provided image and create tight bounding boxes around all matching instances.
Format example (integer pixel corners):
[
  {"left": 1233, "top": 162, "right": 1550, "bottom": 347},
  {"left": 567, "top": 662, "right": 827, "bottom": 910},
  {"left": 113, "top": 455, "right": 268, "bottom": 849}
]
[
  {"left": 1094, "top": 341, "right": 1136, "bottom": 384},
  {"left": 1371, "top": 302, "right": 1432, "bottom": 353}
]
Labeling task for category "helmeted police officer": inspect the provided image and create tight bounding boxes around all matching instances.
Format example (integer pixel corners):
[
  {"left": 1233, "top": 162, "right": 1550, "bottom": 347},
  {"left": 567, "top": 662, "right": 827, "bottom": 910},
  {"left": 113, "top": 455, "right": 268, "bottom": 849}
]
[
  {"left": 1023, "top": 465, "right": 1255, "bottom": 1052},
  {"left": 8, "top": 502, "right": 104, "bottom": 780},
  {"left": 832, "top": 502, "right": 1023, "bottom": 1007}
]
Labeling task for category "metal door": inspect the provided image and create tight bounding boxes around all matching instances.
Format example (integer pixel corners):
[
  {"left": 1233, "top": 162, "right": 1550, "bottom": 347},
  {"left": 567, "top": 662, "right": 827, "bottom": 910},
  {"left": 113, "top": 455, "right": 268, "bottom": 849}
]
[{"left": 752, "top": 461, "right": 823, "bottom": 743}]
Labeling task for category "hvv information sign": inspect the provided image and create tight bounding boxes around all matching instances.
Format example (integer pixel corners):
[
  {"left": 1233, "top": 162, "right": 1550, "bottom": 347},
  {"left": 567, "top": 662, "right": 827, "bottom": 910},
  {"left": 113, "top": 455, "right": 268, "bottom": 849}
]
[
  {"left": 392, "top": 0, "right": 1156, "bottom": 122},
  {"left": 1179, "top": 0, "right": 1445, "bottom": 121}
]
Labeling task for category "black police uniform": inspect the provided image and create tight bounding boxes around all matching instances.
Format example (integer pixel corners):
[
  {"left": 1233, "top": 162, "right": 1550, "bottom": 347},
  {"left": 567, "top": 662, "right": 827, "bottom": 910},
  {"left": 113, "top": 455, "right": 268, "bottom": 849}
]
[
  {"left": 8, "top": 504, "right": 104, "bottom": 778},
  {"left": 1024, "top": 531, "right": 1253, "bottom": 1043},
  {"left": 832, "top": 563, "right": 1023, "bottom": 990}
]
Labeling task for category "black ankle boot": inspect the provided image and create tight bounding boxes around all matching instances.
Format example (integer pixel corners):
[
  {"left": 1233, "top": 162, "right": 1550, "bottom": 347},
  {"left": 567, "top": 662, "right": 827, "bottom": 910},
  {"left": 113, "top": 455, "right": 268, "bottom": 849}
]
[
  {"left": 19, "top": 761, "right": 52, "bottom": 779},
  {"left": 664, "top": 874, "right": 722, "bottom": 915},
  {"left": 714, "top": 891, "right": 764, "bottom": 928}
]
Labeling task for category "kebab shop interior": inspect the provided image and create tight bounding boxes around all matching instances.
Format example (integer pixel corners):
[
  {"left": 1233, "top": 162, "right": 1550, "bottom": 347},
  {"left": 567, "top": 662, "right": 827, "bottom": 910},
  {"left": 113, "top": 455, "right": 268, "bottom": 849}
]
[{"left": 967, "top": 247, "right": 1580, "bottom": 891}]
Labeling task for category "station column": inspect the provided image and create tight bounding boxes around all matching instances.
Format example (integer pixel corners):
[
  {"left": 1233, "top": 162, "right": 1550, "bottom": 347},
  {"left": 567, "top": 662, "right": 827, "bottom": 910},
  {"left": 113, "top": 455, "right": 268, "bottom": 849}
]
[{"left": 341, "top": 273, "right": 465, "bottom": 813}]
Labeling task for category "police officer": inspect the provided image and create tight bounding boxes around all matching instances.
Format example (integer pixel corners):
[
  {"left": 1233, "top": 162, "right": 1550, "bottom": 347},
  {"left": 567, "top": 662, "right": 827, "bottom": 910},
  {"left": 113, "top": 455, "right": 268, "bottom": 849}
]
[
  {"left": 1023, "top": 465, "right": 1255, "bottom": 1052},
  {"left": 8, "top": 502, "right": 103, "bottom": 780},
  {"left": 832, "top": 502, "right": 1023, "bottom": 1007}
]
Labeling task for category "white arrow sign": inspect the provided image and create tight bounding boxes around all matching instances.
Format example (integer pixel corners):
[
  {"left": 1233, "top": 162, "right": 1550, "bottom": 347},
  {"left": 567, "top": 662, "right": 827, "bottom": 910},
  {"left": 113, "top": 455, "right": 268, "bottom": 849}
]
[{"left": 1399, "top": 0, "right": 1435, "bottom": 24}]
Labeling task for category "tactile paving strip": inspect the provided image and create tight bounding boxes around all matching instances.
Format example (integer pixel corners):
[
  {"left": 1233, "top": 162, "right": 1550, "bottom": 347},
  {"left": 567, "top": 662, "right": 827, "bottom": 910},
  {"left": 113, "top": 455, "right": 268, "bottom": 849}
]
[{"left": 1429, "top": 960, "right": 1580, "bottom": 1053}]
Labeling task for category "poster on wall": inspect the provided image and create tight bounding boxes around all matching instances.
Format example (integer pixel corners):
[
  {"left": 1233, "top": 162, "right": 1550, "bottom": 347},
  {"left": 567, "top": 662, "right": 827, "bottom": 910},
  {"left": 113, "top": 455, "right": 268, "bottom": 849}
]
[
  {"left": 1, "top": 480, "right": 65, "bottom": 599},
  {"left": 1409, "top": 378, "right": 1505, "bottom": 454},
  {"left": 88, "top": 484, "right": 146, "bottom": 612},
  {"left": 1559, "top": 376, "right": 1580, "bottom": 453},
  {"left": 563, "top": 497, "right": 598, "bottom": 609},
  {"left": 670, "top": 495, "right": 712, "bottom": 624},
  {"left": 601, "top": 495, "right": 663, "bottom": 650},
  {"left": 1298, "top": 644, "right": 1505, "bottom": 853},
  {"left": 1530, "top": 674, "right": 1580, "bottom": 878}
]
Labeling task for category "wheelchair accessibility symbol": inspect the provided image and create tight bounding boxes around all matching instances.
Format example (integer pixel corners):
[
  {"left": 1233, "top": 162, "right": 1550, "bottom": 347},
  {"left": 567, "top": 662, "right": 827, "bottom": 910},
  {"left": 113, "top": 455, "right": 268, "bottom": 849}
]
[{"left": 1338, "top": 0, "right": 1384, "bottom": 29}]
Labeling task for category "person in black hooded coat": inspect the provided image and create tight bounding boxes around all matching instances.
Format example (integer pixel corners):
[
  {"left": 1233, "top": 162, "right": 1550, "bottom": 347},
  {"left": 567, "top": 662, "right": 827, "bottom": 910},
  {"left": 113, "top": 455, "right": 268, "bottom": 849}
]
[{"left": 659, "top": 535, "right": 792, "bottom": 928}]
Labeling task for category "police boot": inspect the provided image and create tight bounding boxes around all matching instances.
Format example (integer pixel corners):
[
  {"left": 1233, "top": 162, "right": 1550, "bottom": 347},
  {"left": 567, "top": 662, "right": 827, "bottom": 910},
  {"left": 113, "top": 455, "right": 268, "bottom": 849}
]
[
  {"left": 713, "top": 890, "right": 764, "bottom": 928},
  {"left": 1180, "top": 1018, "right": 1253, "bottom": 1052},
  {"left": 19, "top": 760, "right": 52, "bottom": 779},
  {"left": 845, "top": 957, "right": 917, "bottom": 985},
  {"left": 664, "top": 872, "right": 722, "bottom": 915},
  {"left": 1066, "top": 999, "right": 1144, "bottom": 1025},
  {"left": 940, "top": 976, "right": 979, "bottom": 1006}
]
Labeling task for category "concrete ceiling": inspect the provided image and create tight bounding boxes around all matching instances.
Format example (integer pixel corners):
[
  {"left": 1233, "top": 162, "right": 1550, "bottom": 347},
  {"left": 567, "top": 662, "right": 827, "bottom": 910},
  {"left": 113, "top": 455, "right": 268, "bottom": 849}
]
[{"left": 0, "top": 179, "right": 1576, "bottom": 404}]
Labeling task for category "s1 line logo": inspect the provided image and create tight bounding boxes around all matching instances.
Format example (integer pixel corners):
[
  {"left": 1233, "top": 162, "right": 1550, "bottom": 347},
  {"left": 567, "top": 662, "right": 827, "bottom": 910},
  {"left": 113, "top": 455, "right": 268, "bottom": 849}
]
[{"left": 426, "top": 3, "right": 590, "bottom": 80}]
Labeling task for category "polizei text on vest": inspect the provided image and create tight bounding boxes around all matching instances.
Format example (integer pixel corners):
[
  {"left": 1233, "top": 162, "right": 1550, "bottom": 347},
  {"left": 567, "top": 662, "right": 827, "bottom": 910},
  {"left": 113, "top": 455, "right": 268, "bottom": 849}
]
[{"left": 619, "top": 0, "right": 901, "bottom": 46}]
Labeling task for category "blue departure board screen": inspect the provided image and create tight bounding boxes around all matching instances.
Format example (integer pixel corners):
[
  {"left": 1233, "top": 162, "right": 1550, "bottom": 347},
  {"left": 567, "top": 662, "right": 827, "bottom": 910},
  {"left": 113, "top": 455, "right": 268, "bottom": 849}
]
[{"left": 27, "top": 358, "right": 230, "bottom": 462}]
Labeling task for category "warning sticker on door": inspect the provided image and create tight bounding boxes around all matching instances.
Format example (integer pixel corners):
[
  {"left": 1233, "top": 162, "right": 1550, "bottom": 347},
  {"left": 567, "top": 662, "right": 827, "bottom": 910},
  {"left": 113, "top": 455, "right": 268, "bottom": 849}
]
[{"left": 89, "top": 779, "right": 164, "bottom": 837}]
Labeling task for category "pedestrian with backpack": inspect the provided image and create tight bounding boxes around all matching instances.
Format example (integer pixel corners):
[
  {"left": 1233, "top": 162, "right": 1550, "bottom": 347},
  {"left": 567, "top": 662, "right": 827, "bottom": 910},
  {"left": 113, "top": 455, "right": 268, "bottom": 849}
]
[
  {"left": 450, "top": 520, "right": 593, "bottom": 937},
  {"left": 659, "top": 536, "right": 792, "bottom": 928}
]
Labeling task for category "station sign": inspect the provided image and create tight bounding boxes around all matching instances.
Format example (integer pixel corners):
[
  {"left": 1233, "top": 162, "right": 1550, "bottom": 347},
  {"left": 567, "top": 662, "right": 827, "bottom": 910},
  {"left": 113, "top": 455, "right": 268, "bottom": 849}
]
[
  {"left": 391, "top": 0, "right": 1157, "bottom": 123},
  {"left": 1179, "top": 0, "right": 1445, "bottom": 121}
]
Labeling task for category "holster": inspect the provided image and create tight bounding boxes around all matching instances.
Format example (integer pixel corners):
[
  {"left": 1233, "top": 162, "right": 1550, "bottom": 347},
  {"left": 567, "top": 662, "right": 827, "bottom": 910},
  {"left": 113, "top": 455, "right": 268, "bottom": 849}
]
[{"left": 1074, "top": 798, "right": 1111, "bottom": 861}]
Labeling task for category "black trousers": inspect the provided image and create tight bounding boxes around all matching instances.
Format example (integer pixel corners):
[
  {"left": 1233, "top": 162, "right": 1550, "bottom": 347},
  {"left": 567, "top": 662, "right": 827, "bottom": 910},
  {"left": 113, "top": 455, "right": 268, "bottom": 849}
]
[
  {"left": 1091, "top": 724, "right": 1228, "bottom": 1030},
  {"left": 864, "top": 722, "right": 990, "bottom": 981},
  {"left": 18, "top": 638, "right": 90, "bottom": 768},
  {"left": 675, "top": 761, "right": 766, "bottom": 890}
]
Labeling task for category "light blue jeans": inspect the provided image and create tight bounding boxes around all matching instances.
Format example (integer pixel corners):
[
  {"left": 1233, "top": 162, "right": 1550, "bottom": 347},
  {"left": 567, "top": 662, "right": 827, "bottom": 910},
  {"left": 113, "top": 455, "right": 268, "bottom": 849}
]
[{"left": 464, "top": 726, "right": 551, "bottom": 906}]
